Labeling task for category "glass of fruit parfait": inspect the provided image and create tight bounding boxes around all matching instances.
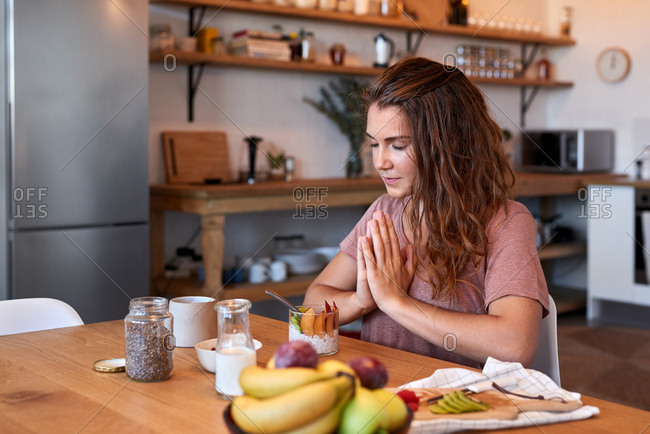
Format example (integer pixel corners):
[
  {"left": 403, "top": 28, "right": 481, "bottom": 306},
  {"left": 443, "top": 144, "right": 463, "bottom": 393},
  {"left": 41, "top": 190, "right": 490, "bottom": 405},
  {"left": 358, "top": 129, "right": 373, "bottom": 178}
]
[{"left": 288, "top": 301, "right": 339, "bottom": 356}]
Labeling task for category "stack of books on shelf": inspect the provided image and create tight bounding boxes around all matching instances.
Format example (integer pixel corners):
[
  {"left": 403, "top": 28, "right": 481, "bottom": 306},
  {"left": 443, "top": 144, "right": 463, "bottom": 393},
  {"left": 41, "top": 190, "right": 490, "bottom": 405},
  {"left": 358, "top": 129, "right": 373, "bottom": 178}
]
[{"left": 228, "top": 29, "right": 291, "bottom": 61}]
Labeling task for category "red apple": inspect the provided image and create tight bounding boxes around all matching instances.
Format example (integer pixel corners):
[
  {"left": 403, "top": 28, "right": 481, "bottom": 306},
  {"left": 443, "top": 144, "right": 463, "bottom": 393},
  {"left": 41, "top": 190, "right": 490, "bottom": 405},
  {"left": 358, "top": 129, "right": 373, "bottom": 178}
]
[
  {"left": 273, "top": 340, "right": 318, "bottom": 369},
  {"left": 348, "top": 356, "right": 388, "bottom": 389}
]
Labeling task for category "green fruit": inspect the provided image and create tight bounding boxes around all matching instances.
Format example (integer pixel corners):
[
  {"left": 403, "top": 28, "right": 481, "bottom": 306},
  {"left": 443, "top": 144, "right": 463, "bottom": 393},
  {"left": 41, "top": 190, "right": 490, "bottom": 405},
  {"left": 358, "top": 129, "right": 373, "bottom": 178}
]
[
  {"left": 290, "top": 315, "right": 302, "bottom": 333},
  {"left": 457, "top": 392, "right": 490, "bottom": 411},
  {"left": 338, "top": 387, "right": 383, "bottom": 434},
  {"left": 428, "top": 391, "right": 490, "bottom": 415},
  {"left": 445, "top": 391, "right": 473, "bottom": 412},
  {"left": 429, "top": 403, "right": 447, "bottom": 414},
  {"left": 437, "top": 399, "right": 462, "bottom": 414},
  {"left": 373, "top": 389, "right": 409, "bottom": 431}
]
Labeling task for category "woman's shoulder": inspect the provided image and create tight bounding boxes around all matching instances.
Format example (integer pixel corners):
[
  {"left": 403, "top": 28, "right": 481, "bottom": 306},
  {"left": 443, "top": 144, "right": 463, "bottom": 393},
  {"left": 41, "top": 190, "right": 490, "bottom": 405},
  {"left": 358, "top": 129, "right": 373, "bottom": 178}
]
[{"left": 488, "top": 200, "right": 536, "bottom": 232}]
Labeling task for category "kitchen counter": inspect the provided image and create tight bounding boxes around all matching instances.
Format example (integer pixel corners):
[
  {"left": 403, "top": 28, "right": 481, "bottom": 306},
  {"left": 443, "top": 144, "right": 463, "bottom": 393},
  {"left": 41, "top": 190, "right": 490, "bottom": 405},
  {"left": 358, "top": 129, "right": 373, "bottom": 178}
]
[{"left": 150, "top": 173, "right": 626, "bottom": 302}]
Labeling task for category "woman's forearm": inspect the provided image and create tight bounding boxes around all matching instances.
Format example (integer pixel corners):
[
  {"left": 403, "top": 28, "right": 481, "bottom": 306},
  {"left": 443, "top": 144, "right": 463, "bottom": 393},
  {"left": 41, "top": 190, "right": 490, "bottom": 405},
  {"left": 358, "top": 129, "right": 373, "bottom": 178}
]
[{"left": 378, "top": 294, "right": 542, "bottom": 366}]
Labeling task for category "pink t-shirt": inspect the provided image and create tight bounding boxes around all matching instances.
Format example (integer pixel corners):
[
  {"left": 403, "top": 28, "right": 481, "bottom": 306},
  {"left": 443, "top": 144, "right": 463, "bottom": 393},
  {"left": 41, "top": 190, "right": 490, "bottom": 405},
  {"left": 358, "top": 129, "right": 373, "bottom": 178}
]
[{"left": 340, "top": 195, "right": 549, "bottom": 368}]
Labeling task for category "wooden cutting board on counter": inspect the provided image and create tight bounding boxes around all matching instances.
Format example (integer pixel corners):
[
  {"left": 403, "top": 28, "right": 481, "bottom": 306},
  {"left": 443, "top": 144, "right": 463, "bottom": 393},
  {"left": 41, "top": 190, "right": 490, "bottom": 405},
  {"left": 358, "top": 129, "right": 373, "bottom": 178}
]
[
  {"left": 404, "top": 387, "right": 583, "bottom": 421},
  {"left": 162, "top": 131, "right": 231, "bottom": 184}
]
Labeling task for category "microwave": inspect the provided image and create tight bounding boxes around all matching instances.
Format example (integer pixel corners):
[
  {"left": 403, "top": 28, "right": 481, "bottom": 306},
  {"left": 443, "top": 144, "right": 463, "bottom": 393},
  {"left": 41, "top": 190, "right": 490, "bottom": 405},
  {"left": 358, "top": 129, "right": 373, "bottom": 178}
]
[{"left": 519, "top": 129, "right": 614, "bottom": 173}]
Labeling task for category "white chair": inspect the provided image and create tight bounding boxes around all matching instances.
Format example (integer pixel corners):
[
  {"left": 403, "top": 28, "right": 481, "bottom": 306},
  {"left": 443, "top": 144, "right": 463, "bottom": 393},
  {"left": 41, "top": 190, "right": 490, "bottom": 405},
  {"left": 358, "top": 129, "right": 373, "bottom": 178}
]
[
  {"left": 530, "top": 295, "right": 561, "bottom": 386},
  {"left": 0, "top": 298, "right": 84, "bottom": 336}
]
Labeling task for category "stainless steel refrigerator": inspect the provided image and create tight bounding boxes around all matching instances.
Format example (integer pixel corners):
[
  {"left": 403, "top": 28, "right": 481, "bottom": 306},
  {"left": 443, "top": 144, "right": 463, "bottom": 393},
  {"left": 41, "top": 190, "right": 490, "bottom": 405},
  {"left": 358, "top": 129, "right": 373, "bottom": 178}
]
[{"left": 2, "top": 0, "right": 150, "bottom": 323}]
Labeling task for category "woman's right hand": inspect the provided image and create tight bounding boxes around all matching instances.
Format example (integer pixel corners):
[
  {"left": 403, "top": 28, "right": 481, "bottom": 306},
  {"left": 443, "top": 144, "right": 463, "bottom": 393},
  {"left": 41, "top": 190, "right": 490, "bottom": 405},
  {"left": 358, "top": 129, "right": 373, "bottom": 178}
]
[{"left": 355, "top": 235, "right": 378, "bottom": 313}]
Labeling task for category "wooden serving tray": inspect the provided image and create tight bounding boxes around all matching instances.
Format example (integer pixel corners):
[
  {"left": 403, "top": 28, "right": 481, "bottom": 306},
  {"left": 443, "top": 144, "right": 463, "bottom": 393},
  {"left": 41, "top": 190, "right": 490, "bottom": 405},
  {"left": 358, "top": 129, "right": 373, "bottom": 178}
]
[{"left": 396, "top": 387, "right": 583, "bottom": 421}]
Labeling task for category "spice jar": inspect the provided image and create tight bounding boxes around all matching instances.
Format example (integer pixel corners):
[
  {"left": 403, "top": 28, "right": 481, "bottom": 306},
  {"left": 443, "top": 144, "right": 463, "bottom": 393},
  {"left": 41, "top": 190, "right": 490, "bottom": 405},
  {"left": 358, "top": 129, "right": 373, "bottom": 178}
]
[
  {"left": 300, "top": 31, "right": 316, "bottom": 62},
  {"left": 215, "top": 299, "right": 257, "bottom": 399},
  {"left": 150, "top": 24, "right": 175, "bottom": 51},
  {"left": 559, "top": 6, "right": 573, "bottom": 37},
  {"left": 329, "top": 43, "right": 346, "bottom": 65},
  {"left": 125, "top": 297, "right": 174, "bottom": 382},
  {"left": 537, "top": 48, "right": 551, "bottom": 81}
]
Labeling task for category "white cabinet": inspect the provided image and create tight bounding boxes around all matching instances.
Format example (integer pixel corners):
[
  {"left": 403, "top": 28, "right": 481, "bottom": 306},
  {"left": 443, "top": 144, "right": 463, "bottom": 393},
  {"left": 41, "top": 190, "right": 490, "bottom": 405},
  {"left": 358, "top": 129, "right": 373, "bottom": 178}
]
[{"left": 587, "top": 185, "right": 650, "bottom": 320}]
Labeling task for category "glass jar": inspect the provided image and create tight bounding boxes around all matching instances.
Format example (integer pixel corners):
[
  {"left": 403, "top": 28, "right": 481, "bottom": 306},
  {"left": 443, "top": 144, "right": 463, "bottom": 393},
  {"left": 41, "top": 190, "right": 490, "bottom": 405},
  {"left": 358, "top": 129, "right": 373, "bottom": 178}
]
[
  {"left": 125, "top": 297, "right": 174, "bottom": 382},
  {"left": 300, "top": 31, "right": 316, "bottom": 63},
  {"left": 215, "top": 299, "right": 257, "bottom": 399},
  {"left": 537, "top": 49, "right": 551, "bottom": 81},
  {"left": 329, "top": 43, "right": 346, "bottom": 65},
  {"left": 379, "top": 0, "right": 396, "bottom": 17},
  {"left": 447, "top": 0, "right": 468, "bottom": 26},
  {"left": 559, "top": 6, "right": 573, "bottom": 37},
  {"left": 319, "top": 0, "right": 337, "bottom": 10},
  {"left": 150, "top": 24, "right": 175, "bottom": 52}
]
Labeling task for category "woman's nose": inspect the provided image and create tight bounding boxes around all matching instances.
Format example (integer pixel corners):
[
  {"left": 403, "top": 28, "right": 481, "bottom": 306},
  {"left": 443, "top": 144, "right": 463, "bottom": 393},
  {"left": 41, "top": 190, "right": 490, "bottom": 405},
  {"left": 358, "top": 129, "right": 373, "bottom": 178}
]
[{"left": 373, "top": 147, "right": 392, "bottom": 170}]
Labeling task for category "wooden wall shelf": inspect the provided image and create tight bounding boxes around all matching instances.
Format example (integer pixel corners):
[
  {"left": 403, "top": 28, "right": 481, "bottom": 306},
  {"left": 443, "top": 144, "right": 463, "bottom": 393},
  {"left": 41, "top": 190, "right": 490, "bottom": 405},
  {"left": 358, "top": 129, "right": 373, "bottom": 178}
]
[
  {"left": 150, "top": 50, "right": 381, "bottom": 76},
  {"left": 151, "top": 0, "right": 576, "bottom": 47},
  {"left": 150, "top": 50, "right": 574, "bottom": 89}
]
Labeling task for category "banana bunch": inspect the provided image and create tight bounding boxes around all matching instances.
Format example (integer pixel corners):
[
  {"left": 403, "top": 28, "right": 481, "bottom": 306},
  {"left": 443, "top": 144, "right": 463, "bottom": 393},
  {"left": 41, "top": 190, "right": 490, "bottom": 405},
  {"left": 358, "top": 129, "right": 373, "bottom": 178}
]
[
  {"left": 230, "top": 365, "right": 355, "bottom": 434},
  {"left": 429, "top": 390, "right": 490, "bottom": 414}
]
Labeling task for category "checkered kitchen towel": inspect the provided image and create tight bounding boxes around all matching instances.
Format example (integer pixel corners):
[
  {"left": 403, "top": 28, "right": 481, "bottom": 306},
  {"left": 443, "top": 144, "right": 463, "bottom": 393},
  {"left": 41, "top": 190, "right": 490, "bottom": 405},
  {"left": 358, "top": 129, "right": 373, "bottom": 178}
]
[{"left": 403, "top": 357, "right": 600, "bottom": 433}]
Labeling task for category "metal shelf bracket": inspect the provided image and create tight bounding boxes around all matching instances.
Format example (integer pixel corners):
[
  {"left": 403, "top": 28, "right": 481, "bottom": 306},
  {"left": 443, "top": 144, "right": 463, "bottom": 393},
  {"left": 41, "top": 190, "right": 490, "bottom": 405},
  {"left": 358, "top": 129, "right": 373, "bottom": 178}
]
[
  {"left": 519, "top": 43, "right": 541, "bottom": 128},
  {"left": 186, "top": 6, "right": 210, "bottom": 122}
]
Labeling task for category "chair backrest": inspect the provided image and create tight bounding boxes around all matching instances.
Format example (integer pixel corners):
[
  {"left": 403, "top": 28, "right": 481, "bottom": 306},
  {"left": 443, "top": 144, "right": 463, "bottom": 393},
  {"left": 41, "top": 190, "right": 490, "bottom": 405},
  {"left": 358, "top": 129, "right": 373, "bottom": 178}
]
[
  {"left": 530, "top": 295, "right": 561, "bottom": 386},
  {"left": 0, "top": 298, "right": 84, "bottom": 336}
]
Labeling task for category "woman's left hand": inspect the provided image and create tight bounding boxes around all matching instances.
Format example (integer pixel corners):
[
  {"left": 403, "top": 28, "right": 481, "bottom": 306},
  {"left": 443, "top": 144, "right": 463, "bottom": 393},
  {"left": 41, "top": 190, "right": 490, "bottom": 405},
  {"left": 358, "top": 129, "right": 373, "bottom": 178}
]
[{"left": 359, "top": 211, "right": 414, "bottom": 308}]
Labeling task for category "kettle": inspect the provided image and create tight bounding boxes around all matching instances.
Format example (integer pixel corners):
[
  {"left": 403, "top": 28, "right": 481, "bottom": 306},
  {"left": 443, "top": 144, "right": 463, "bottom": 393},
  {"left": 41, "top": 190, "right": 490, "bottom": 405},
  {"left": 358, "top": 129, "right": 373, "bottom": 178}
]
[{"left": 374, "top": 33, "right": 395, "bottom": 68}]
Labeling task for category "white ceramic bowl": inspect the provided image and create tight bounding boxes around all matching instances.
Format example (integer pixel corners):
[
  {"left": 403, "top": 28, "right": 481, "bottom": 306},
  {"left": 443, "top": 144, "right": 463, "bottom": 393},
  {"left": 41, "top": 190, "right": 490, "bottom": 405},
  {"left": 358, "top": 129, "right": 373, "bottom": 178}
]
[
  {"left": 273, "top": 249, "right": 326, "bottom": 275},
  {"left": 194, "top": 338, "right": 262, "bottom": 373}
]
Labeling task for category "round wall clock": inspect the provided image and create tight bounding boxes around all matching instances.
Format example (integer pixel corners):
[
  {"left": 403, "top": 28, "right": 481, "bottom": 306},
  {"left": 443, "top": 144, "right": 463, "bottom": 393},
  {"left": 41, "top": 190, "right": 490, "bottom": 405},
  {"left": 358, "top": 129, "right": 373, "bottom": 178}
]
[{"left": 596, "top": 47, "right": 631, "bottom": 83}]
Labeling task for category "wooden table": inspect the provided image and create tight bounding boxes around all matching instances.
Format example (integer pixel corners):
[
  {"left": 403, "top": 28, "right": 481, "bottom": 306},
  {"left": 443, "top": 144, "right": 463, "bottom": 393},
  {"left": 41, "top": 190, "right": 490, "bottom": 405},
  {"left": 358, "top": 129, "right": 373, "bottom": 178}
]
[
  {"left": 1, "top": 317, "right": 648, "bottom": 433},
  {"left": 150, "top": 173, "right": 626, "bottom": 303}
]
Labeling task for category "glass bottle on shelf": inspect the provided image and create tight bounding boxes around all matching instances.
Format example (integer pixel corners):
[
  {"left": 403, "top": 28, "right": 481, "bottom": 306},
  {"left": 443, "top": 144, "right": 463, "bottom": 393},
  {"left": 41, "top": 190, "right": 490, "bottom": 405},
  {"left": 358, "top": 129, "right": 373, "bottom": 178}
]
[
  {"left": 300, "top": 31, "right": 316, "bottom": 62},
  {"left": 559, "top": 6, "right": 573, "bottom": 37},
  {"left": 537, "top": 48, "right": 551, "bottom": 81},
  {"left": 447, "top": 0, "right": 468, "bottom": 26}
]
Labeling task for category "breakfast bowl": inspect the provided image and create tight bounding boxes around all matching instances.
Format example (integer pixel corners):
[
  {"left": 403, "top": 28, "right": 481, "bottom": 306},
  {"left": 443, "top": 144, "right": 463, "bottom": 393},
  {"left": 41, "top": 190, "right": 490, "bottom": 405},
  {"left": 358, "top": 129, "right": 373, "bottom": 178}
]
[{"left": 195, "top": 338, "right": 262, "bottom": 373}]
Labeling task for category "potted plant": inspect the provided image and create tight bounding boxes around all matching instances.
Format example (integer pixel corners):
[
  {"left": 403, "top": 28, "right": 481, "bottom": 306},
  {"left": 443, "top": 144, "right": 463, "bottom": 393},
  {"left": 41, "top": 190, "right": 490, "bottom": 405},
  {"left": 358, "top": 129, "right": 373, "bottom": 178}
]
[
  {"left": 266, "top": 143, "right": 285, "bottom": 180},
  {"left": 303, "top": 78, "right": 369, "bottom": 178}
]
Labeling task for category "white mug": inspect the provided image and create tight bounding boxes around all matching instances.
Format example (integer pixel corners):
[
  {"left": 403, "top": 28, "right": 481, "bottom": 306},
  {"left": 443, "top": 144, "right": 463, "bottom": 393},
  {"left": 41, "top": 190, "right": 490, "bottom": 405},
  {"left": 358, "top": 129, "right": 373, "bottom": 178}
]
[
  {"left": 248, "top": 263, "right": 269, "bottom": 283},
  {"left": 169, "top": 296, "right": 217, "bottom": 348},
  {"left": 269, "top": 260, "right": 288, "bottom": 282}
]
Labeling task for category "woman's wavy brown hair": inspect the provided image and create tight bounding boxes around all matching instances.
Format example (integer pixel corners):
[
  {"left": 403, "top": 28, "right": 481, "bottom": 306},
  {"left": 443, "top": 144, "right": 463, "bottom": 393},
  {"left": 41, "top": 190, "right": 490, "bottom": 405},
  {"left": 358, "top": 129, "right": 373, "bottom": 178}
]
[{"left": 363, "top": 57, "right": 515, "bottom": 303}]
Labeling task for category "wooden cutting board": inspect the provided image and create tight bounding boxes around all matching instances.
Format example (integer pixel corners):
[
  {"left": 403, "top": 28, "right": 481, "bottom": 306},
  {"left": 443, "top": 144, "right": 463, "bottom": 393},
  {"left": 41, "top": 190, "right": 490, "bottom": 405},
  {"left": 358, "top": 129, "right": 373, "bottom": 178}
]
[
  {"left": 162, "top": 131, "right": 231, "bottom": 184},
  {"left": 396, "top": 387, "right": 582, "bottom": 421}
]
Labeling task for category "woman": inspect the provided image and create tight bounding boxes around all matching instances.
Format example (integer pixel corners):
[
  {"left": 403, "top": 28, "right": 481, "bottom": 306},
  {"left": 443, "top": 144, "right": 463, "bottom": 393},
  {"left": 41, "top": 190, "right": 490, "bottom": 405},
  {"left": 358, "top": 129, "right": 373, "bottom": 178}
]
[{"left": 303, "top": 57, "right": 548, "bottom": 369}]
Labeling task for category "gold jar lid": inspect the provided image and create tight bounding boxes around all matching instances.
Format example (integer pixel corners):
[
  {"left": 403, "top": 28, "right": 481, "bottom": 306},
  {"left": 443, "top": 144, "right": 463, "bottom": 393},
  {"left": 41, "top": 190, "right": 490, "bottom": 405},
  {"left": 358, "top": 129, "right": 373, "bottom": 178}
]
[{"left": 93, "top": 358, "right": 126, "bottom": 373}]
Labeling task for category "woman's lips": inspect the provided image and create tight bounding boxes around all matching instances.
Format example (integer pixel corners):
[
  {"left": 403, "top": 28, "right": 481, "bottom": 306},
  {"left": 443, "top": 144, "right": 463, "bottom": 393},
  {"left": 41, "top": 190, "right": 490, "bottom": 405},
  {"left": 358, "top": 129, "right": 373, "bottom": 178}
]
[{"left": 383, "top": 177, "right": 400, "bottom": 185}]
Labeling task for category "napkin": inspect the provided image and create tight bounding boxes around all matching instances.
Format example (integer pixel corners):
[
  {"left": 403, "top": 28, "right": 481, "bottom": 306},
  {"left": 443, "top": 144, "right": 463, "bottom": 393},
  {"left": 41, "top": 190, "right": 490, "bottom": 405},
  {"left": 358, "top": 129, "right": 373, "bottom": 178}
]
[{"left": 402, "top": 357, "right": 600, "bottom": 434}]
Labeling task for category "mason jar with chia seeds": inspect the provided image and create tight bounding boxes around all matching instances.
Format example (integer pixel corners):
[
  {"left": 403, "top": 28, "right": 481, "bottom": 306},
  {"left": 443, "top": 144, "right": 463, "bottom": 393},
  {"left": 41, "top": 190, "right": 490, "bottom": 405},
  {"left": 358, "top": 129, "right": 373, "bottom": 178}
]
[{"left": 125, "top": 297, "right": 174, "bottom": 382}]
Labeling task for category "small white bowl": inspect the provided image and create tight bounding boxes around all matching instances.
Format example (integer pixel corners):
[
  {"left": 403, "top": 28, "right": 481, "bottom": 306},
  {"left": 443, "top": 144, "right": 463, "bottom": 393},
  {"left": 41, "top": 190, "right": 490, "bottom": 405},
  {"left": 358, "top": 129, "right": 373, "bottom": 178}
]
[{"left": 195, "top": 338, "right": 262, "bottom": 373}]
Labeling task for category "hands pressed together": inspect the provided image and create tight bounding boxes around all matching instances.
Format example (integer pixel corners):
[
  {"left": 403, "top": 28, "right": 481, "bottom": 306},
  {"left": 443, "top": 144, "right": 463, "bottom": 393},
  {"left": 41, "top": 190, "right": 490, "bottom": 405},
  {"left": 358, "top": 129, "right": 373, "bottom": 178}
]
[{"left": 355, "top": 210, "right": 414, "bottom": 313}]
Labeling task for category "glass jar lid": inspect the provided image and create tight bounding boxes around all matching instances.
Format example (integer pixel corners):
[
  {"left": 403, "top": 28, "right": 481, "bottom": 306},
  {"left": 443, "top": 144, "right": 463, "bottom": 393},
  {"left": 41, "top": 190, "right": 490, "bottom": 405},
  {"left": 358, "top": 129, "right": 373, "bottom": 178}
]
[{"left": 93, "top": 358, "right": 126, "bottom": 373}]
